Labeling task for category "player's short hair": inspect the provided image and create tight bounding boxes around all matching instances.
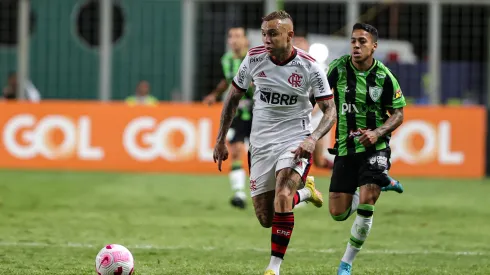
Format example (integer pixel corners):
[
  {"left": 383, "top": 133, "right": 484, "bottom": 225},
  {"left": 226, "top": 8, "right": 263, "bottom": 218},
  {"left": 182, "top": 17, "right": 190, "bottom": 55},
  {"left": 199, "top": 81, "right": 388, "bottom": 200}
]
[
  {"left": 352, "top": 23, "right": 378, "bottom": 42},
  {"left": 262, "top": 10, "right": 293, "bottom": 23}
]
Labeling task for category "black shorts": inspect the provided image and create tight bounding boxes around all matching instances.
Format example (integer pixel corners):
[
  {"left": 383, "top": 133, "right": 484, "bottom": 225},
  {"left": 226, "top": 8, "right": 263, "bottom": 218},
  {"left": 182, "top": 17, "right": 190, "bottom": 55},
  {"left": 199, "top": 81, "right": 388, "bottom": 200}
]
[
  {"left": 228, "top": 117, "right": 252, "bottom": 144},
  {"left": 329, "top": 148, "right": 392, "bottom": 194}
]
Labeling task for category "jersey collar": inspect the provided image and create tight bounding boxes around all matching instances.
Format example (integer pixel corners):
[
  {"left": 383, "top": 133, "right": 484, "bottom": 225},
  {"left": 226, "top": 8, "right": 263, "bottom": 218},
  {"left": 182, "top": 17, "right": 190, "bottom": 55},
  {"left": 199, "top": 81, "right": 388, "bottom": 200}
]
[
  {"left": 349, "top": 56, "right": 378, "bottom": 75},
  {"left": 270, "top": 48, "right": 297, "bottom": 66}
]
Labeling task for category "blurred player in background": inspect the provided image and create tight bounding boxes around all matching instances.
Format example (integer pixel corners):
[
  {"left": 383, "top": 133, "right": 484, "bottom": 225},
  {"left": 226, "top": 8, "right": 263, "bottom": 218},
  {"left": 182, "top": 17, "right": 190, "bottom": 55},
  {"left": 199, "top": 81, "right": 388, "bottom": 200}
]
[
  {"left": 326, "top": 23, "right": 406, "bottom": 275},
  {"left": 203, "top": 26, "right": 253, "bottom": 209},
  {"left": 213, "top": 11, "right": 336, "bottom": 275},
  {"left": 125, "top": 80, "right": 158, "bottom": 106},
  {"left": 293, "top": 31, "right": 335, "bottom": 171}
]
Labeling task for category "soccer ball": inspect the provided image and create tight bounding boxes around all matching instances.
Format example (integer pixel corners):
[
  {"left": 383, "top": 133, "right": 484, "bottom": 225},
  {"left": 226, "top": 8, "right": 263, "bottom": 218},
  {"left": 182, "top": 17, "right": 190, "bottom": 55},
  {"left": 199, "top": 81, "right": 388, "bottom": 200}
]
[{"left": 95, "top": 244, "right": 134, "bottom": 275}]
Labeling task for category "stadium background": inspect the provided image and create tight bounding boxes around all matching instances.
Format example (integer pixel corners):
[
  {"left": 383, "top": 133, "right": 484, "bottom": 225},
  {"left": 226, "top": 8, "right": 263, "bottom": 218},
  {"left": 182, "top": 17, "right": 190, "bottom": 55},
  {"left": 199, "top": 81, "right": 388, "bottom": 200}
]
[{"left": 0, "top": 0, "right": 489, "bottom": 274}]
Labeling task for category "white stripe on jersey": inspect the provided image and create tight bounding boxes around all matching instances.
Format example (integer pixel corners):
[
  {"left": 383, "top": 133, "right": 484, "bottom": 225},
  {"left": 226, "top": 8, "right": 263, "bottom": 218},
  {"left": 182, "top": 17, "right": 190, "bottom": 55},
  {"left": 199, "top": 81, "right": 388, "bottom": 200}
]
[{"left": 232, "top": 47, "right": 332, "bottom": 151}]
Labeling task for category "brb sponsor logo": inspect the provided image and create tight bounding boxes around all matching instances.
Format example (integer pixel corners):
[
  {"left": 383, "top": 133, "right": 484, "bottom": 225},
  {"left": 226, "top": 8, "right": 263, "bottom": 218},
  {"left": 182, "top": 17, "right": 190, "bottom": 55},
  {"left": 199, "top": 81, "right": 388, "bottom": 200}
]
[
  {"left": 123, "top": 117, "right": 214, "bottom": 162},
  {"left": 2, "top": 114, "right": 103, "bottom": 160},
  {"left": 341, "top": 103, "right": 378, "bottom": 115},
  {"left": 391, "top": 120, "right": 463, "bottom": 165},
  {"left": 259, "top": 90, "right": 298, "bottom": 106}
]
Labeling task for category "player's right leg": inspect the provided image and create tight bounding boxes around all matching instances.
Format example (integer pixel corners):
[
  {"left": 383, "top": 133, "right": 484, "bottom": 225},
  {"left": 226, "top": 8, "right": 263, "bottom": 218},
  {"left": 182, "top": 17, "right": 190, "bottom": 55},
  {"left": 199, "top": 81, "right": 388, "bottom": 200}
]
[{"left": 249, "top": 150, "right": 280, "bottom": 228}]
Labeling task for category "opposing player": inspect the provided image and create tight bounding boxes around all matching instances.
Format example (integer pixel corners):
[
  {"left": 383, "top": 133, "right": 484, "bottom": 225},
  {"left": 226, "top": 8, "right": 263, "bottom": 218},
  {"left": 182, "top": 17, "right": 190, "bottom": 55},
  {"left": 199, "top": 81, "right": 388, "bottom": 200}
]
[
  {"left": 203, "top": 26, "right": 253, "bottom": 209},
  {"left": 326, "top": 23, "right": 406, "bottom": 275},
  {"left": 213, "top": 11, "right": 336, "bottom": 275}
]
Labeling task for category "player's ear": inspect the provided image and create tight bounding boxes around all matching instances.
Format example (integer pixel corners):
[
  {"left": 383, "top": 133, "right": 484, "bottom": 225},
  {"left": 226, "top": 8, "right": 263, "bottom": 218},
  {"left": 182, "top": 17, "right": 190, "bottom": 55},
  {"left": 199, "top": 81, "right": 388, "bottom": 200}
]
[
  {"left": 372, "top": 41, "right": 377, "bottom": 53},
  {"left": 288, "top": 31, "right": 294, "bottom": 42}
]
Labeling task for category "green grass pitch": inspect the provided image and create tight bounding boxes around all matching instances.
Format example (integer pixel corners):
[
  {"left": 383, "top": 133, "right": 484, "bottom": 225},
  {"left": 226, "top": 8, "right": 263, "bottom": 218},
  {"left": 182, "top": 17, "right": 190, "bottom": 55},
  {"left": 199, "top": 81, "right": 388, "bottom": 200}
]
[{"left": 0, "top": 170, "right": 489, "bottom": 274}]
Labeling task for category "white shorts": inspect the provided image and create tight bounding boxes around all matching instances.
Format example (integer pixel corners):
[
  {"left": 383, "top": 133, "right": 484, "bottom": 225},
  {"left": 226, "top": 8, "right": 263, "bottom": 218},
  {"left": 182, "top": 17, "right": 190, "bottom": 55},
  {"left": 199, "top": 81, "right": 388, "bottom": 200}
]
[{"left": 248, "top": 144, "right": 312, "bottom": 197}]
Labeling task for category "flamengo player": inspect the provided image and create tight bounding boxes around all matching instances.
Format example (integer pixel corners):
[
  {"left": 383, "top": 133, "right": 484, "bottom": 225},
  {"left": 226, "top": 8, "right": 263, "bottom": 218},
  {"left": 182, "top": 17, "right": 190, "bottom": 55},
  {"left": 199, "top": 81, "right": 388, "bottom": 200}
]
[{"left": 213, "top": 11, "right": 337, "bottom": 275}]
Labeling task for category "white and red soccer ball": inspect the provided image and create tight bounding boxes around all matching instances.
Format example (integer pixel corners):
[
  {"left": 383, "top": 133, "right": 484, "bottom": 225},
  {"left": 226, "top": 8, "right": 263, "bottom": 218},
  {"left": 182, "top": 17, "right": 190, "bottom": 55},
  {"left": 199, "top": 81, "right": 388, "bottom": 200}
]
[{"left": 95, "top": 244, "right": 134, "bottom": 275}]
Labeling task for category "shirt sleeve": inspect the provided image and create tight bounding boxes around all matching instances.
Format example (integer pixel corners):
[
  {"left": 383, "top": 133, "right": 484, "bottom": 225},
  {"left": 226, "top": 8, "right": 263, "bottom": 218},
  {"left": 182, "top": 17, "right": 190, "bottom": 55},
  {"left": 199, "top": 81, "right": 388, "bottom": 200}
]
[
  {"left": 231, "top": 54, "right": 253, "bottom": 92},
  {"left": 381, "top": 71, "right": 406, "bottom": 109},
  {"left": 310, "top": 62, "right": 333, "bottom": 101}
]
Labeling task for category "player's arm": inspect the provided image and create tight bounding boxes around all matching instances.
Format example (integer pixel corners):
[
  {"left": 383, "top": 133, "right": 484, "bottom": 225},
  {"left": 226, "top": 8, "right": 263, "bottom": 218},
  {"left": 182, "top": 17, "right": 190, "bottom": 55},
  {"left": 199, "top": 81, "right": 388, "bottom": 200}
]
[
  {"left": 215, "top": 55, "right": 252, "bottom": 144},
  {"left": 311, "top": 67, "right": 337, "bottom": 142},
  {"left": 203, "top": 79, "right": 228, "bottom": 104},
  {"left": 216, "top": 86, "right": 245, "bottom": 144},
  {"left": 310, "top": 63, "right": 337, "bottom": 141},
  {"left": 311, "top": 97, "right": 336, "bottom": 142},
  {"left": 292, "top": 65, "right": 336, "bottom": 160},
  {"left": 375, "top": 72, "right": 406, "bottom": 137},
  {"left": 374, "top": 108, "right": 403, "bottom": 138}
]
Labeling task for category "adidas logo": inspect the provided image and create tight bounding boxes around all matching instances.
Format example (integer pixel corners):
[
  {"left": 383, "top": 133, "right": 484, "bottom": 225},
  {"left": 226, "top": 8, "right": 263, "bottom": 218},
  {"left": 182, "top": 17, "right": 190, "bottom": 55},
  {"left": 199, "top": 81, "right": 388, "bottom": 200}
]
[{"left": 257, "top": 71, "right": 267, "bottom": 78}]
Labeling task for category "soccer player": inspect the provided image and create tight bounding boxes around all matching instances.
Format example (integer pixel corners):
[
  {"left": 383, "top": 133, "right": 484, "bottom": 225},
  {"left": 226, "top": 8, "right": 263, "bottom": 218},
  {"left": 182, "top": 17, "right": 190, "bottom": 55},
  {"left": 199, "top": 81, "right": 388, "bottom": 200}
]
[
  {"left": 203, "top": 26, "right": 253, "bottom": 209},
  {"left": 213, "top": 11, "right": 337, "bottom": 275},
  {"left": 326, "top": 23, "right": 406, "bottom": 275}
]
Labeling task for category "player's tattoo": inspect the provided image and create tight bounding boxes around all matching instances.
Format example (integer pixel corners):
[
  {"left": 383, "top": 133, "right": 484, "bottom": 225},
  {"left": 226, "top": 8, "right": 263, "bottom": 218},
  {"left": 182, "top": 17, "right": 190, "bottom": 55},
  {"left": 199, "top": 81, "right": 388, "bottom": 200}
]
[
  {"left": 311, "top": 99, "right": 337, "bottom": 141},
  {"left": 216, "top": 86, "right": 244, "bottom": 144},
  {"left": 281, "top": 178, "right": 298, "bottom": 191},
  {"left": 252, "top": 191, "right": 275, "bottom": 228},
  {"left": 374, "top": 108, "right": 404, "bottom": 137},
  {"left": 360, "top": 183, "right": 381, "bottom": 205}
]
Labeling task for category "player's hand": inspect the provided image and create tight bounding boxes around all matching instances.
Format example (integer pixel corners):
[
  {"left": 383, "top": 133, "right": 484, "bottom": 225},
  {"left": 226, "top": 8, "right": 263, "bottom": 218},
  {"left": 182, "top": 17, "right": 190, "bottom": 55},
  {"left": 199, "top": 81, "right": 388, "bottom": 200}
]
[
  {"left": 203, "top": 94, "right": 217, "bottom": 106},
  {"left": 213, "top": 141, "right": 229, "bottom": 171},
  {"left": 291, "top": 136, "right": 316, "bottom": 162},
  {"left": 359, "top": 129, "right": 380, "bottom": 147}
]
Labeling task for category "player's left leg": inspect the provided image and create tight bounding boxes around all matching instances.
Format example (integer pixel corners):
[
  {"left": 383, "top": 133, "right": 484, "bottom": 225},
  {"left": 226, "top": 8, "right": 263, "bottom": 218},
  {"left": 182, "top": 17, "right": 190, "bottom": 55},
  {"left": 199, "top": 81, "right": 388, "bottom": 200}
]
[
  {"left": 226, "top": 120, "right": 248, "bottom": 209},
  {"left": 228, "top": 141, "right": 247, "bottom": 208},
  {"left": 380, "top": 173, "right": 404, "bottom": 193},
  {"left": 264, "top": 154, "right": 317, "bottom": 275},
  {"left": 337, "top": 149, "right": 391, "bottom": 275}
]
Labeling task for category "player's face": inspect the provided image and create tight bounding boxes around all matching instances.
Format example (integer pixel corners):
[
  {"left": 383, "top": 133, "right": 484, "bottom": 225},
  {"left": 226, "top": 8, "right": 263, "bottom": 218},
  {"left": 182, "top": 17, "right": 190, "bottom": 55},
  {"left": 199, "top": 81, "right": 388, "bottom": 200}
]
[
  {"left": 351, "top": 29, "right": 377, "bottom": 63},
  {"left": 261, "top": 19, "right": 292, "bottom": 56},
  {"left": 293, "top": 36, "right": 309, "bottom": 52},
  {"left": 227, "top": 28, "right": 247, "bottom": 52}
]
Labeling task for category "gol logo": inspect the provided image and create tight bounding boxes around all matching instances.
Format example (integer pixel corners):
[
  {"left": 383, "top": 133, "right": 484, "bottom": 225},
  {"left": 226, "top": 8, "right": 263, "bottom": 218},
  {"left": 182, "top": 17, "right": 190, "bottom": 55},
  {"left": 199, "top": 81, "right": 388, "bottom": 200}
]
[
  {"left": 391, "top": 120, "right": 463, "bottom": 165},
  {"left": 123, "top": 117, "right": 214, "bottom": 162},
  {"left": 2, "top": 114, "right": 103, "bottom": 160}
]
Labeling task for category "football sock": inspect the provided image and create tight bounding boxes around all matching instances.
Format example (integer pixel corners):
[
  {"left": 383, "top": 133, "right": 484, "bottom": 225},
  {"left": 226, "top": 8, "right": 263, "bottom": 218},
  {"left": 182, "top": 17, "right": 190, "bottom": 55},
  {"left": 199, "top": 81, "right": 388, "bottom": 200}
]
[
  {"left": 268, "top": 212, "right": 294, "bottom": 274},
  {"left": 341, "top": 204, "right": 374, "bottom": 265},
  {"left": 229, "top": 161, "right": 246, "bottom": 199},
  {"left": 292, "top": 188, "right": 311, "bottom": 208},
  {"left": 331, "top": 190, "right": 359, "bottom": 221}
]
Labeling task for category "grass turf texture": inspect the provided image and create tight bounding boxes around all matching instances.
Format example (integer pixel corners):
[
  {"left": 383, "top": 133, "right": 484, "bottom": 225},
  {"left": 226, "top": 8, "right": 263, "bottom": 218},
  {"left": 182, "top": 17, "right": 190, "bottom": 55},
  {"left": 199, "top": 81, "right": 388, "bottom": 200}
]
[{"left": 0, "top": 170, "right": 489, "bottom": 274}]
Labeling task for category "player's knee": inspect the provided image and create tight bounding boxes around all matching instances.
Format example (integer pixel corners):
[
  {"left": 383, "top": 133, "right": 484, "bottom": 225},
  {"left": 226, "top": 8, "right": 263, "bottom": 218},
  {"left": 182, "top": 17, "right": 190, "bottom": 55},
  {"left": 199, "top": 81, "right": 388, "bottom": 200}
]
[
  {"left": 274, "top": 190, "right": 290, "bottom": 204},
  {"left": 329, "top": 207, "right": 350, "bottom": 221}
]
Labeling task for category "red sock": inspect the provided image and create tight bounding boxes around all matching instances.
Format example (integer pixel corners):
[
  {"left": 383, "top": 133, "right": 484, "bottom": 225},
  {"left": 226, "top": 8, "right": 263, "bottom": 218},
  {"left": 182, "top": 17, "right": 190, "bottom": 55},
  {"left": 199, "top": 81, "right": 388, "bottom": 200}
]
[
  {"left": 271, "top": 212, "right": 294, "bottom": 259},
  {"left": 292, "top": 192, "right": 300, "bottom": 208}
]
